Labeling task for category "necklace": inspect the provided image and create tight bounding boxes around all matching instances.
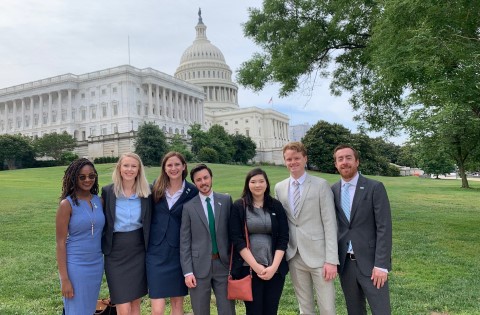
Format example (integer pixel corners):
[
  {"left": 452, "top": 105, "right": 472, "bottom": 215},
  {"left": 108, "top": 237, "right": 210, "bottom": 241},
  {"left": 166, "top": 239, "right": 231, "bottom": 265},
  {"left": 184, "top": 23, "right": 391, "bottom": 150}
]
[
  {"left": 253, "top": 201, "right": 264, "bottom": 208},
  {"left": 80, "top": 195, "right": 96, "bottom": 236}
]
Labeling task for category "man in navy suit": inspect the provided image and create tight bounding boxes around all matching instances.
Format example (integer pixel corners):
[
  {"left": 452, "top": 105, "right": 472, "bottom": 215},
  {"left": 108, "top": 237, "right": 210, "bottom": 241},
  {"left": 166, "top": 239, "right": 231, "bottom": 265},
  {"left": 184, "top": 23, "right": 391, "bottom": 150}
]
[{"left": 331, "top": 144, "right": 392, "bottom": 315}]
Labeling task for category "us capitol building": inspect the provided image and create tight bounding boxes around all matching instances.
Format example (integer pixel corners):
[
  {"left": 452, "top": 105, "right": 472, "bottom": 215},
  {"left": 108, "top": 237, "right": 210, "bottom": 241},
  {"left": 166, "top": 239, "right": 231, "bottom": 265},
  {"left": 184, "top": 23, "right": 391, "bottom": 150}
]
[{"left": 0, "top": 11, "right": 289, "bottom": 164}]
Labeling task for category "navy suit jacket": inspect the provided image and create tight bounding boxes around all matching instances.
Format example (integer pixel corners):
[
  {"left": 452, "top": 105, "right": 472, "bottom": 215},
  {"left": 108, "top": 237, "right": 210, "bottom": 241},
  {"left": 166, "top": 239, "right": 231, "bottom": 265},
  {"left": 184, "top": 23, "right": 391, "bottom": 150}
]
[
  {"left": 101, "top": 183, "right": 152, "bottom": 255},
  {"left": 332, "top": 174, "right": 392, "bottom": 276},
  {"left": 149, "top": 181, "right": 199, "bottom": 248}
]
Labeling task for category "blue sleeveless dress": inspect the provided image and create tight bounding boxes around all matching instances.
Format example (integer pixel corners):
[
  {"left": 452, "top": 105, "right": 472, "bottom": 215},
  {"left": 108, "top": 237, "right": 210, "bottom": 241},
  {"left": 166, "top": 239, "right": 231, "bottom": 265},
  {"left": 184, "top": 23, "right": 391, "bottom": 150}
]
[{"left": 62, "top": 195, "right": 105, "bottom": 315}]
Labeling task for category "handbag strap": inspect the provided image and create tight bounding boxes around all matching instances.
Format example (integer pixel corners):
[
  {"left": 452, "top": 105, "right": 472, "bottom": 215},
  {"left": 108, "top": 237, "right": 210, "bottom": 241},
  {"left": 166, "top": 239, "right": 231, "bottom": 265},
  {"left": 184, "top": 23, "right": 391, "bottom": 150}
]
[{"left": 229, "top": 199, "right": 251, "bottom": 275}]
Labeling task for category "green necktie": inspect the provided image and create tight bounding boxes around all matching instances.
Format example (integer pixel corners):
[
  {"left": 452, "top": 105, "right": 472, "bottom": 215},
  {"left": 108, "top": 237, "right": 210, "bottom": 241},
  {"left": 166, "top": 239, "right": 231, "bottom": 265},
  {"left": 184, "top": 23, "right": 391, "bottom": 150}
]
[{"left": 206, "top": 197, "right": 218, "bottom": 254}]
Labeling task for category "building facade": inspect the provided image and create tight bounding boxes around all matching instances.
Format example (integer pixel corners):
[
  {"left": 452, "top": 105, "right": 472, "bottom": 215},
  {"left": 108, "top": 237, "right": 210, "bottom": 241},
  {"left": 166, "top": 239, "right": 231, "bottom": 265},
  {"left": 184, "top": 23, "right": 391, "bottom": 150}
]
[
  {"left": 0, "top": 66, "right": 205, "bottom": 158},
  {"left": 175, "top": 11, "right": 289, "bottom": 164},
  {"left": 289, "top": 123, "right": 311, "bottom": 142},
  {"left": 0, "top": 10, "right": 289, "bottom": 163}
]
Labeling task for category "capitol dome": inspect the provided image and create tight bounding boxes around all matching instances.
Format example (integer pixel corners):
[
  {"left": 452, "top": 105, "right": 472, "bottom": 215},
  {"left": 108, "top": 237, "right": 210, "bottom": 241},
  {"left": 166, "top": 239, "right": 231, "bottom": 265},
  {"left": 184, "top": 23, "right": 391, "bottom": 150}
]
[{"left": 175, "top": 9, "right": 239, "bottom": 111}]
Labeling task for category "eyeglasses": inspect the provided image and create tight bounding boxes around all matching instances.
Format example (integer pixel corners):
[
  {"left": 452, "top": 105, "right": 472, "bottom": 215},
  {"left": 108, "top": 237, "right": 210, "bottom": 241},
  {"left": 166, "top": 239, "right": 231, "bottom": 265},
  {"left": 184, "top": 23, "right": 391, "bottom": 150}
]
[{"left": 78, "top": 174, "right": 97, "bottom": 181}]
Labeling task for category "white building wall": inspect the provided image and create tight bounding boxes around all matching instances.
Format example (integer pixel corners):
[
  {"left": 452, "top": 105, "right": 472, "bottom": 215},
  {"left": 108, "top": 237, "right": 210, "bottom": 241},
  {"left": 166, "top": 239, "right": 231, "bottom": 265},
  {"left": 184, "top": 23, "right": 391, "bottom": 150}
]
[{"left": 0, "top": 65, "right": 205, "bottom": 160}]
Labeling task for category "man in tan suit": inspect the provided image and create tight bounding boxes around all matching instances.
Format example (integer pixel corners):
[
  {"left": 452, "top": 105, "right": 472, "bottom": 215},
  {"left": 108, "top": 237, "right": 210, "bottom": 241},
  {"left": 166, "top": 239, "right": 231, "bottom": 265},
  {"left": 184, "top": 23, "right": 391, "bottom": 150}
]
[{"left": 275, "top": 142, "right": 339, "bottom": 315}]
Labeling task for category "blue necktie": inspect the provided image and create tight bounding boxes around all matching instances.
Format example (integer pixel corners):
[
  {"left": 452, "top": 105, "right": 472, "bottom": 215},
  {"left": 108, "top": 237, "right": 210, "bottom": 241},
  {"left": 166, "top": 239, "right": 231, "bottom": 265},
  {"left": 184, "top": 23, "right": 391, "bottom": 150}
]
[
  {"left": 341, "top": 183, "right": 351, "bottom": 221},
  {"left": 341, "top": 183, "right": 353, "bottom": 252}
]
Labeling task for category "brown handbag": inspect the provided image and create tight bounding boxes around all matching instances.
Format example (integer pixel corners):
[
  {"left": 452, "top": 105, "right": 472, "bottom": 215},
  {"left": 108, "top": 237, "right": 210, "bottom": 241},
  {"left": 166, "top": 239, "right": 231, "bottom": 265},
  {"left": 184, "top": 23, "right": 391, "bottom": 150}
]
[
  {"left": 94, "top": 298, "right": 117, "bottom": 314},
  {"left": 227, "top": 217, "right": 253, "bottom": 301}
]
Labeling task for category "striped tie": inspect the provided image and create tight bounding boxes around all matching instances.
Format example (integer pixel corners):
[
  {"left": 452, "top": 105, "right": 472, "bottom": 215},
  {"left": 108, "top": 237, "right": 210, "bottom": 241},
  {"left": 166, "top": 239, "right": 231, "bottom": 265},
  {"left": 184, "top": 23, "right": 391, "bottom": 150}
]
[
  {"left": 341, "top": 183, "right": 351, "bottom": 221},
  {"left": 293, "top": 180, "right": 300, "bottom": 216}
]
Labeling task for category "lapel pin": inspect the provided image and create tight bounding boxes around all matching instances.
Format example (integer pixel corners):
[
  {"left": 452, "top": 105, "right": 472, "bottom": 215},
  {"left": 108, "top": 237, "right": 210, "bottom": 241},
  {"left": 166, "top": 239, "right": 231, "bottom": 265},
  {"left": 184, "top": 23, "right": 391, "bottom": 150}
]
[
  {"left": 218, "top": 202, "right": 222, "bottom": 206},
  {"left": 360, "top": 187, "right": 364, "bottom": 190}
]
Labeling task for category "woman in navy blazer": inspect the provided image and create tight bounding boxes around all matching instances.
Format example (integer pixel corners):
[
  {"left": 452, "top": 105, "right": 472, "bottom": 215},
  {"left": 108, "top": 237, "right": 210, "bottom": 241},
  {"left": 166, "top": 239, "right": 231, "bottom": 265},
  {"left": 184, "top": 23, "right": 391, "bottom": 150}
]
[
  {"left": 229, "top": 168, "right": 289, "bottom": 315},
  {"left": 146, "top": 151, "right": 198, "bottom": 315}
]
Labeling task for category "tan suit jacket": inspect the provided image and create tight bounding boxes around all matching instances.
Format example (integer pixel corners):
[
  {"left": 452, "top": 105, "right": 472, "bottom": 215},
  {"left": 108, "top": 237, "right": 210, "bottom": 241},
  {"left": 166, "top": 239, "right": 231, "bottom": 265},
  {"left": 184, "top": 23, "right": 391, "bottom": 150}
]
[{"left": 275, "top": 173, "right": 339, "bottom": 268}]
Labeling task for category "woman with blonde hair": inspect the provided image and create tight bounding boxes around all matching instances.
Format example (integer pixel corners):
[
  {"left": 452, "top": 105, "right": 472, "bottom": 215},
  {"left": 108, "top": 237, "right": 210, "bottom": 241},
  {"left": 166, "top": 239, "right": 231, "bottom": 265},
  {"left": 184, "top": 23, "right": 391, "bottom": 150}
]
[
  {"left": 101, "top": 152, "right": 152, "bottom": 315},
  {"left": 146, "top": 151, "right": 198, "bottom": 315}
]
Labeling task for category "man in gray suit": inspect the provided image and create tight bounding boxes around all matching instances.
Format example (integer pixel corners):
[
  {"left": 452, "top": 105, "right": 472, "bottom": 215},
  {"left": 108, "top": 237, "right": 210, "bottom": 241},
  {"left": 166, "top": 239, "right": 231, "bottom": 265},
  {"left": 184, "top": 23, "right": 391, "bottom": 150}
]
[
  {"left": 180, "top": 164, "right": 235, "bottom": 315},
  {"left": 332, "top": 145, "right": 392, "bottom": 315},
  {"left": 275, "top": 142, "right": 339, "bottom": 315}
]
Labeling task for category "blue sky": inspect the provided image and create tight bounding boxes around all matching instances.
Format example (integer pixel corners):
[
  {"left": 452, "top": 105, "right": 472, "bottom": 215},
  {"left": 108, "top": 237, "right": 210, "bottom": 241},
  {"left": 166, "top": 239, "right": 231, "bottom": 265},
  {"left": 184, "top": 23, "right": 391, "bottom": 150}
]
[{"left": 0, "top": 0, "right": 406, "bottom": 144}]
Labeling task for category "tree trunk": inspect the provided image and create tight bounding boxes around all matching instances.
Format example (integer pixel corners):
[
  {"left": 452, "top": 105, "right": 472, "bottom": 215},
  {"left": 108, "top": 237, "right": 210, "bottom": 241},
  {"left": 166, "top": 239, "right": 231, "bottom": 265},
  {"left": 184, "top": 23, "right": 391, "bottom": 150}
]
[
  {"left": 457, "top": 163, "right": 469, "bottom": 188},
  {"left": 6, "top": 159, "right": 16, "bottom": 170}
]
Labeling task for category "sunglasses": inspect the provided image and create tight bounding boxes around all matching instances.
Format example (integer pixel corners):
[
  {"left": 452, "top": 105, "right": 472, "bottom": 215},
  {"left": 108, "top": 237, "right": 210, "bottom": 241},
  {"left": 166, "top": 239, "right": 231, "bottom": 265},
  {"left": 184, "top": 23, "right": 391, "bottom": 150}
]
[{"left": 78, "top": 174, "right": 97, "bottom": 181}]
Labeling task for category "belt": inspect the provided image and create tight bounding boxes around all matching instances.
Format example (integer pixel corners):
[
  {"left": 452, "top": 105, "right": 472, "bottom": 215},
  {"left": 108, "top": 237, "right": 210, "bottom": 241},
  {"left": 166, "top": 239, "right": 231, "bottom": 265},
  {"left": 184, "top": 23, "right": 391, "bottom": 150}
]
[
  {"left": 211, "top": 253, "right": 219, "bottom": 260},
  {"left": 347, "top": 253, "right": 356, "bottom": 260}
]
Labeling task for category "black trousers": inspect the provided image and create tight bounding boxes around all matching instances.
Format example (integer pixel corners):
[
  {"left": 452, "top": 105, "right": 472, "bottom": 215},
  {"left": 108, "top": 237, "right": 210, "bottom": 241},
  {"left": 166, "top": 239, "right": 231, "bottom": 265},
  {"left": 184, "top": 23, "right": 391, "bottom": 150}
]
[{"left": 244, "top": 272, "right": 286, "bottom": 315}]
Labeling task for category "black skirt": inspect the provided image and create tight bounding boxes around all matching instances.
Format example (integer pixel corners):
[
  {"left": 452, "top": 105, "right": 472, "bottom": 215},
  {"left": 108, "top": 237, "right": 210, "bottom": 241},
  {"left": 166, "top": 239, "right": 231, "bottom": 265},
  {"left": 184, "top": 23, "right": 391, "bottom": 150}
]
[{"left": 105, "top": 228, "right": 147, "bottom": 304}]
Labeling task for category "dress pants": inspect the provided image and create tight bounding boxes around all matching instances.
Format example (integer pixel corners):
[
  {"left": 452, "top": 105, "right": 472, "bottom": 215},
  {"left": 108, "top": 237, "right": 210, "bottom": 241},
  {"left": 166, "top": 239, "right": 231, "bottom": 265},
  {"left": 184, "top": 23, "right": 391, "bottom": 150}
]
[
  {"left": 339, "top": 256, "right": 391, "bottom": 315},
  {"left": 189, "top": 258, "right": 235, "bottom": 315},
  {"left": 288, "top": 253, "right": 336, "bottom": 315},
  {"left": 244, "top": 272, "right": 285, "bottom": 315}
]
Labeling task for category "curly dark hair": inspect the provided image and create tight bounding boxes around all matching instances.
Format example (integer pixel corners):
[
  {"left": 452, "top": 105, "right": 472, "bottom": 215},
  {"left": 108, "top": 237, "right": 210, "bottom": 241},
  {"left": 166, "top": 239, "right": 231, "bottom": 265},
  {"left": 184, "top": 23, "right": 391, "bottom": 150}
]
[{"left": 59, "top": 158, "right": 99, "bottom": 206}]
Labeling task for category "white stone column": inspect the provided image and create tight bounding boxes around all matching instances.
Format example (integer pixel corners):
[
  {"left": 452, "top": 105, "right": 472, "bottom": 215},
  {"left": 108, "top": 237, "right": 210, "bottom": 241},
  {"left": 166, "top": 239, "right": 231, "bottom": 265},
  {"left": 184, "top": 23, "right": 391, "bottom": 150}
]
[
  {"left": 12, "top": 100, "right": 17, "bottom": 132},
  {"left": 148, "top": 83, "right": 153, "bottom": 117},
  {"left": 187, "top": 96, "right": 191, "bottom": 122},
  {"left": 30, "top": 97, "right": 35, "bottom": 129},
  {"left": 67, "top": 90, "right": 72, "bottom": 124},
  {"left": 21, "top": 99, "right": 25, "bottom": 130},
  {"left": 169, "top": 89, "right": 174, "bottom": 118},
  {"left": 180, "top": 93, "right": 185, "bottom": 121},
  {"left": 4, "top": 102, "right": 9, "bottom": 132},
  {"left": 174, "top": 91, "right": 179, "bottom": 120},
  {"left": 48, "top": 93, "right": 52, "bottom": 126},
  {"left": 162, "top": 87, "right": 166, "bottom": 117},
  {"left": 6, "top": 101, "right": 12, "bottom": 132},
  {"left": 155, "top": 85, "right": 160, "bottom": 117},
  {"left": 58, "top": 91, "right": 62, "bottom": 125}
]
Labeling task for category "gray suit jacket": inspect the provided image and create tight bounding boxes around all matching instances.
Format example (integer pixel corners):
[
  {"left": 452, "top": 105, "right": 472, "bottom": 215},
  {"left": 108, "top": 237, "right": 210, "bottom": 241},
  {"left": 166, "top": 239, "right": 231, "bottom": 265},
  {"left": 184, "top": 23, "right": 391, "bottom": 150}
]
[
  {"left": 180, "top": 192, "right": 232, "bottom": 278},
  {"left": 332, "top": 174, "right": 392, "bottom": 276},
  {"left": 275, "top": 173, "right": 339, "bottom": 268}
]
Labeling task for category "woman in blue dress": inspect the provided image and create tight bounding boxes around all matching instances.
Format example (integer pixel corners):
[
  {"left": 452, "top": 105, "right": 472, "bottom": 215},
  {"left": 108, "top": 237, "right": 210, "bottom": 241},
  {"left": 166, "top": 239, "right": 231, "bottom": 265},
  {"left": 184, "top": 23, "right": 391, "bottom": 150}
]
[
  {"left": 146, "top": 151, "right": 198, "bottom": 315},
  {"left": 56, "top": 158, "right": 105, "bottom": 315}
]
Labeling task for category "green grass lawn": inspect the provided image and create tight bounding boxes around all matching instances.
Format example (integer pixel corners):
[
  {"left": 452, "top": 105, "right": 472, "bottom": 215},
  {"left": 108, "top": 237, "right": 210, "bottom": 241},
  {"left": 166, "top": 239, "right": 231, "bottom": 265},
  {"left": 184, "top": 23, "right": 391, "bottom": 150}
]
[{"left": 0, "top": 164, "right": 479, "bottom": 314}]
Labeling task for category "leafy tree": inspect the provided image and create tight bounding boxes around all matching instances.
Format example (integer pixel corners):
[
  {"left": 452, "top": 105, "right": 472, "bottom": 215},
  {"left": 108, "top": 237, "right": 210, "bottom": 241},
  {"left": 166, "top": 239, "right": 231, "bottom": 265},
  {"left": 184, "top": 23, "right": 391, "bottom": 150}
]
[
  {"left": 134, "top": 122, "right": 168, "bottom": 166},
  {"left": 397, "top": 143, "right": 419, "bottom": 168},
  {"left": 207, "top": 125, "right": 235, "bottom": 164},
  {"left": 187, "top": 123, "right": 209, "bottom": 155},
  {"left": 0, "top": 134, "right": 36, "bottom": 170},
  {"left": 59, "top": 152, "right": 79, "bottom": 165},
  {"left": 371, "top": 137, "right": 400, "bottom": 164},
  {"left": 169, "top": 134, "right": 193, "bottom": 161},
  {"left": 231, "top": 134, "right": 257, "bottom": 164},
  {"left": 33, "top": 132, "right": 76, "bottom": 161},
  {"left": 302, "top": 120, "right": 351, "bottom": 173},
  {"left": 351, "top": 133, "right": 391, "bottom": 176},
  {"left": 198, "top": 147, "right": 219, "bottom": 163},
  {"left": 407, "top": 104, "right": 480, "bottom": 187},
  {"left": 417, "top": 150, "right": 455, "bottom": 179},
  {"left": 238, "top": 0, "right": 480, "bottom": 187}
]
